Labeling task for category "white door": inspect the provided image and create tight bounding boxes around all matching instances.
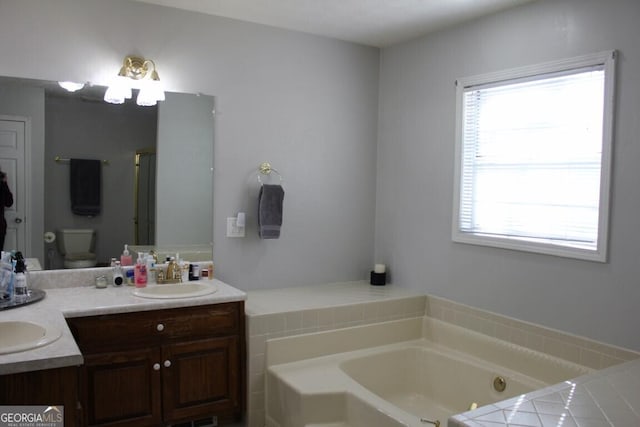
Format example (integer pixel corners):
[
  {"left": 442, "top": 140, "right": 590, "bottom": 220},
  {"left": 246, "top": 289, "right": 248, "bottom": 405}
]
[{"left": 0, "top": 116, "right": 27, "bottom": 253}]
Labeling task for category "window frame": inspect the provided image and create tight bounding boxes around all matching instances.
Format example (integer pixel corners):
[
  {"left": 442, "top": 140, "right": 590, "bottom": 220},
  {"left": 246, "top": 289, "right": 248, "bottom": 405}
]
[{"left": 452, "top": 50, "right": 616, "bottom": 262}]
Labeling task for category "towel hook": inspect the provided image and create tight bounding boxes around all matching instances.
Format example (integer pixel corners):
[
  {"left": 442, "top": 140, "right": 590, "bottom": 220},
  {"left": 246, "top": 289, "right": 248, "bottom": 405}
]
[{"left": 257, "top": 162, "right": 283, "bottom": 185}]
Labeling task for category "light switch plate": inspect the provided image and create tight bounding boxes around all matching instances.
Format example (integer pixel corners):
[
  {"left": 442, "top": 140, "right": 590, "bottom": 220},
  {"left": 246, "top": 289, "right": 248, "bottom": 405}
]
[{"left": 226, "top": 217, "right": 245, "bottom": 238}]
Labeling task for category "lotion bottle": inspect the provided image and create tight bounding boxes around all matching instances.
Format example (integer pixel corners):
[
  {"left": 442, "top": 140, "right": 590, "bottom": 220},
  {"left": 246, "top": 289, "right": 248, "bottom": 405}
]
[{"left": 120, "top": 244, "right": 133, "bottom": 266}]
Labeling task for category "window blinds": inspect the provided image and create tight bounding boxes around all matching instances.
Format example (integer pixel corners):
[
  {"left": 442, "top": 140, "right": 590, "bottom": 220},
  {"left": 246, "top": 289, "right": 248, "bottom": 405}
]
[{"left": 459, "top": 66, "right": 606, "bottom": 250}]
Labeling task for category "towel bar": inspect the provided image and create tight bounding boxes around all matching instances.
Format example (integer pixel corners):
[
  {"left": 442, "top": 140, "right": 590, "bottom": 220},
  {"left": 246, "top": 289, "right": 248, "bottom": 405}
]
[{"left": 55, "top": 156, "right": 110, "bottom": 165}]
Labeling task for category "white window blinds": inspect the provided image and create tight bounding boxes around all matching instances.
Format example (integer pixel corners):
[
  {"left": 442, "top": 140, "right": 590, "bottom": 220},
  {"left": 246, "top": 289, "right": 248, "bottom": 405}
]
[{"left": 453, "top": 51, "right": 615, "bottom": 261}]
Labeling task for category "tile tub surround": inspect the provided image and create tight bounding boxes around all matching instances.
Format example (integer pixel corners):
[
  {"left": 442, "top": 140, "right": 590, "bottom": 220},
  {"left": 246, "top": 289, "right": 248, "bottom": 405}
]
[
  {"left": 423, "top": 295, "right": 639, "bottom": 370},
  {"left": 0, "top": 276, "right": 246, "bottom": 375},
  {"left": 245, "top": 281, "right": 427, "bottom": 427},
  {"left": 244, "top": 282, "right": 638, "bottom": 427},
  {"left": 265, "top": 317, "right": 593, "bottom": 427}
]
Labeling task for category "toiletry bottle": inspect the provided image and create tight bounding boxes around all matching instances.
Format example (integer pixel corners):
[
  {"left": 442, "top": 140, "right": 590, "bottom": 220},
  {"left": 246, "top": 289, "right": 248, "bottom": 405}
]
[
  {"left": 125, "top": 267, "right": 135, "bottom": 285},
  {"left": 134, "top": 253, "right": 147, "bottom": 287},
  {"left": 121, "top": 244, "right": 133, "bottom": 266},
  {"left": 113, "top": 261, "right": 124, "bottom": 286},
  {"left": 191, "top": 263, "right": 200, "bottom": 281},
  {"left": 145, "top": 254, "right": 156, "bottom": 284},
  {"left": 0, "top": 252, "right": 14, "bottom": 301},
  {"left": 14, "top": 254, "right": 28, "bottom": 302}
]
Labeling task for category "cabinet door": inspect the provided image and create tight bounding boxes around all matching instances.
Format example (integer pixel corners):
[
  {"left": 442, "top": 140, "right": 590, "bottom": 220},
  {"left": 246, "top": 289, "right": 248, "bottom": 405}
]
[
  {"left": 82, "top": 347, "right": 162, "bottom": 427},
  {"left": 162, "top": 336, "right": 240, "bottom": 423},
  {"left": 0, "top": 366, "right": 78, "bottom": 427}
]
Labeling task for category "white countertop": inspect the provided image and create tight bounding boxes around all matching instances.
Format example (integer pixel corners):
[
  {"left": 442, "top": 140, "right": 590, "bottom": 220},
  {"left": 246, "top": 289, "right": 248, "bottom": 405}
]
[{"left": 0, "top": 279, "right": 246, "bottom": 375}]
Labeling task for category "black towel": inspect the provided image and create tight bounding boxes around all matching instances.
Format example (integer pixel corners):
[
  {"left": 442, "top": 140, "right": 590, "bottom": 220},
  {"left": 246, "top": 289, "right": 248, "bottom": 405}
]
[
  {"left": 70, "top": 159, "right": 101, "bottom": 216},
  {"left": 258, "top": 184, "right": 284, "bottom": 239}
]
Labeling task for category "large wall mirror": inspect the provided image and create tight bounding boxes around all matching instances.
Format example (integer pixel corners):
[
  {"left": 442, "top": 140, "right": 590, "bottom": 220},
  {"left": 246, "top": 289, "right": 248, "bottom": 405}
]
[{"left": 0, "top": 76, "right": 214, "bottom": 270}]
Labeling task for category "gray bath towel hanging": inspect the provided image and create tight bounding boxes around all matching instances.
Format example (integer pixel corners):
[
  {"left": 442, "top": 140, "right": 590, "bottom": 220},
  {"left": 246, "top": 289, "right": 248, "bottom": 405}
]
[{"left": 258, "top": 184, "right": 284, "bottom": 239}]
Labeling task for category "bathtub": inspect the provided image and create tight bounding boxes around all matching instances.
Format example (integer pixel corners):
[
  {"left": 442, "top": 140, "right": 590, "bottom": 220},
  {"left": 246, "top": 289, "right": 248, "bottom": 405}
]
[{"left": 265, "top": 317, "right": 592, "bottom": 427}]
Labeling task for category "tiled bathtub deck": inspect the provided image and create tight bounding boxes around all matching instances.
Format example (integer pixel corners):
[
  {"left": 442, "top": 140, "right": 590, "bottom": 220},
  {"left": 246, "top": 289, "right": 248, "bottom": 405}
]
[{"left": 244, "top": 281, "right": 639, "bottom": 427}]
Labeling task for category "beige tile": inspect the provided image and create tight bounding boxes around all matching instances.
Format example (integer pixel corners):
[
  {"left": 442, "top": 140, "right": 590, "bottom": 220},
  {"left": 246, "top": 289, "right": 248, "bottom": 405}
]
[
  {"left": 363, "top": 302, "right": 381, "bottom": 321},
  {"left": 349, "top": 305, "right": 364, "bottom": 322},
  {"left": 406, "top": 296, "right": 426, "bottom": 316},
  {"left": 317, "top": 307, "right": 335, "bottom": 327},
  {"left": 495, "top": 322, "right": 511, "bottom": 342},
  {"left": 249, "top": 334, "right": 267, "bottom": 356},
  {"left": 248, "top": 315, "right": 269, "bottom": 336},
  {"left": 250, "top": 353, "right": 265, "bottom": 375},
  {"left": 526, "top": 332, "right": 545, "bottom": 353},
  {"left": 334, "top": 305, "right": 352, "bottom": 325},
  {"left": 442, "top": 307, "right": 455, "bottom": 323},
  {"left": 509, "top": 327, "right": 527, "bottom": 347},
  {"left": 266, "top": 314, "right": 286, "bottom": 334},
  {"left": 580, "top": 348, "right": 603, "bottom": 369},
  {"left": 303, "top": 309, "right": 319, "bottom": 329},
  {"left": 284, "top": 311, "right": 303, "bottom": 331},
  {"left": 250, "top": 372, "right": 265, "bottom": 392}
]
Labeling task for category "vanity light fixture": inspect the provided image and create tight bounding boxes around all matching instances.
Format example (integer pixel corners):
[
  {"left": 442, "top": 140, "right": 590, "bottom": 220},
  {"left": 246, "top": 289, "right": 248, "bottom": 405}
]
[
  {"left": 58, "top": 81, "right": 85, "bottom": 92},
  {"left": 104, "top": 55, "right": 165, "bottom": 106}
]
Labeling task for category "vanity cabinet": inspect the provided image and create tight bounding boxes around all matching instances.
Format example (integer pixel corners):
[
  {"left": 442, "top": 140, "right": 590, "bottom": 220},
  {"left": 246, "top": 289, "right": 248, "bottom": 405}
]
[
  {"left": 66, "top": 302, "right": 244, "bottom": 427},
  {"left": 0, "top": 366, "right": 79, "bottom": 426}
]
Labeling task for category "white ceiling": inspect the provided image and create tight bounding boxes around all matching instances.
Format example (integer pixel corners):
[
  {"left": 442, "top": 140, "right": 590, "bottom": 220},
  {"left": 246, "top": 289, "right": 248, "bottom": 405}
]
[{"left": 132, "top": 0, "right": 535, "bottom": 47}]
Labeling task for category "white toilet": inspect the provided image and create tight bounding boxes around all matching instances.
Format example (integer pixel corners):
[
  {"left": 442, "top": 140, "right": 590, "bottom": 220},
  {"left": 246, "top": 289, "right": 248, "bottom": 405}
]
[{"left": 57, "top": 229, "right": 98, "bottom": 269}]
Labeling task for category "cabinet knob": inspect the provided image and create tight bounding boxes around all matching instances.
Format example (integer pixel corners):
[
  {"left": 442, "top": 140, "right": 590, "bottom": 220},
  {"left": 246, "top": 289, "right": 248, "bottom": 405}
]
[
  {"left": 153, "top": 363, "right": 161, "bottom": 371},
  {"left": 156, "top": 323, "right": 165, "bottom": 332},
  {"left": 164, "top": 360, "right": 172, "bottom": 368}
]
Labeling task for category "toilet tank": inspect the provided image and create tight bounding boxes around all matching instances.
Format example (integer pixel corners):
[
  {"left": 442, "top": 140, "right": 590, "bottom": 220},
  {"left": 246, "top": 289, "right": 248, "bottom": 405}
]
[{"left": 57, "top": 229, "right": 96, "bottom": 254}]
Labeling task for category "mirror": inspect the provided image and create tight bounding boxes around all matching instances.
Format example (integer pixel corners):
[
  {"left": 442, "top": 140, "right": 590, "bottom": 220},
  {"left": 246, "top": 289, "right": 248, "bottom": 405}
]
[{"left": 0, "top": 76, "right": 214, "bottom": 269}]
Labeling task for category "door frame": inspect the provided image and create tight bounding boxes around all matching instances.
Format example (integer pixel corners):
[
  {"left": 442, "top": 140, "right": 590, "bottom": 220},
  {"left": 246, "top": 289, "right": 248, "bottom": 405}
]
[{"left": 0, "top": 114, "right": 32, "bottom": 256}]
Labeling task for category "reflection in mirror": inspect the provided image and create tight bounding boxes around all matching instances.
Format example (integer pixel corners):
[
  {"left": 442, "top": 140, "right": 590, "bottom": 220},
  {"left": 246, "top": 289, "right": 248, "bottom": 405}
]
[{"left": 0, "top": 77, "right": 214, "bottom": 269}]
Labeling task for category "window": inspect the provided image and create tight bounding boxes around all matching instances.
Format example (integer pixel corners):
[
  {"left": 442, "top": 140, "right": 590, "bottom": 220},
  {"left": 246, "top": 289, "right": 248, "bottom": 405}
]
[{"left": 452, "top": 51, "right": 616, "bottom": 262}]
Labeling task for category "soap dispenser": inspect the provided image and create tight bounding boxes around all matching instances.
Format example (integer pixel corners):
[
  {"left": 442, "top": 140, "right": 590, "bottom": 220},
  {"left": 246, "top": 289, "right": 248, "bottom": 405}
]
[
  {"left": 121, "top": 244, "right": 133, "bottom": 266},
  {"left": 134, "top": 253, "right": 147, "bottom": 287}
]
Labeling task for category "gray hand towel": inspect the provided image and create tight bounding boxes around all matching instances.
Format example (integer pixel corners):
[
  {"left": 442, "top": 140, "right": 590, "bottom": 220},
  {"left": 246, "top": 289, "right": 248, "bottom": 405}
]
[{"left": 258, "top": 184, "right": 284, "bottom": 239}]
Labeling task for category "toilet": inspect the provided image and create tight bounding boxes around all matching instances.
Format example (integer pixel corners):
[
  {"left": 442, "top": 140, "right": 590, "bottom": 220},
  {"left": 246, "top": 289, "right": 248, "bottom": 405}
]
[{"left": 57, "top": 229, "right": 98, "bottom": 269}]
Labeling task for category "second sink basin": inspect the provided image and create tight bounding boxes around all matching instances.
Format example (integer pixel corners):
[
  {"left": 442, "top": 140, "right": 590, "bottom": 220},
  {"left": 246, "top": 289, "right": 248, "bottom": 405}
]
[
  {"left": 0, "top": 320, "right": 62, "bottom": 354},
  {"left": 132, "top": 283, "right": 217, "bottom": 299}
]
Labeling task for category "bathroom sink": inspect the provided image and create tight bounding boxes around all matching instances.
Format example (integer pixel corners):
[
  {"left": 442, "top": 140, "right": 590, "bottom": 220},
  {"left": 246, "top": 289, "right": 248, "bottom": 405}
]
[
  {"left": 132, "top": 283, "right": 217, "bottom": 299},
  {"left": 0, "top": 320, "right": 62, "bottom": 354}
]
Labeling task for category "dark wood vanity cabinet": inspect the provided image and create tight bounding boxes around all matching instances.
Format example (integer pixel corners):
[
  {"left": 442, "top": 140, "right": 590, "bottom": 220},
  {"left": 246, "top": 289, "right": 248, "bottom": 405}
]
[
  {"left": 0, "top": 366, "right": 79, "bottom": 427},
  {"left": 66, "top": 302, "right": 245, "bottom": 427}
]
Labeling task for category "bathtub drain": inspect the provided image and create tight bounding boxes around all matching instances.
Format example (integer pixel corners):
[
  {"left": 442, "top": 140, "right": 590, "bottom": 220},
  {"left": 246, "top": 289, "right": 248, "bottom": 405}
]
[
  {"left": 420, "top": 418, "right": 440, "bottom": 427},
  {"left": 493, "top": 376, "right": 507, "bottom": 392}
]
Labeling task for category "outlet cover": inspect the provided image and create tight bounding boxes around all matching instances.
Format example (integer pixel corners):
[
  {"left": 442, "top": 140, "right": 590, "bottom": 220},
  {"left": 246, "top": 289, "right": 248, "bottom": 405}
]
[{"left": 226, "top": 217, "right": 245, "bottom": 238}]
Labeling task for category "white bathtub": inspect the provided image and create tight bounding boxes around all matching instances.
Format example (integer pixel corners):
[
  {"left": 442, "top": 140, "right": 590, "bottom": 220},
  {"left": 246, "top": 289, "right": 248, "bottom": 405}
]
[{"left": 265, "top": 317, "right": 592, "bottom": 427}]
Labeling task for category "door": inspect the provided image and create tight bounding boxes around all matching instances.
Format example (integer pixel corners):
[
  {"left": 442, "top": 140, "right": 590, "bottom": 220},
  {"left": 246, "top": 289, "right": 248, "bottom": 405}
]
[
  {"left": 162, "top": 336, "right": 240, "bottom": 423},
  {"left": 82, "top": 347, "right": 162, "bottom": 427},
  {"left": 0, "top": 116, "right": 27, "bottom": 252}
]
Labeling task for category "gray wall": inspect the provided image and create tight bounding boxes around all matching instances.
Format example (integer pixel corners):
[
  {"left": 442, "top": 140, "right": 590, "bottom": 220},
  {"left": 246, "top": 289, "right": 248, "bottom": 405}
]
[
  {"left": 375, "top": 0, "right": 640, "bottom": 350},
  {"left": 0, "top": 84, "right": 45, "bottom": 263},
  {"left": 0, "top": 0, "right": 379, "bottom": 288},
  {"left": 44, "top": 95, "right": 156, "bottom": 267}
]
